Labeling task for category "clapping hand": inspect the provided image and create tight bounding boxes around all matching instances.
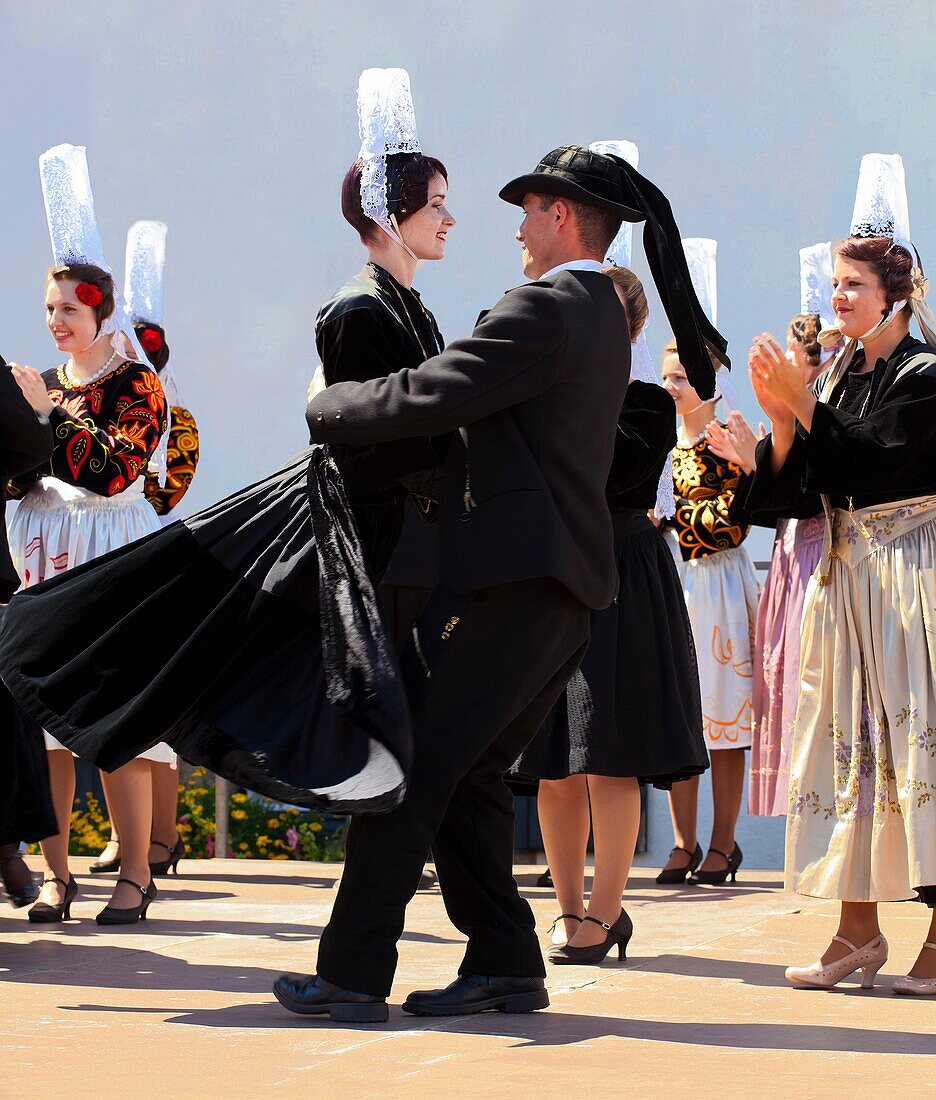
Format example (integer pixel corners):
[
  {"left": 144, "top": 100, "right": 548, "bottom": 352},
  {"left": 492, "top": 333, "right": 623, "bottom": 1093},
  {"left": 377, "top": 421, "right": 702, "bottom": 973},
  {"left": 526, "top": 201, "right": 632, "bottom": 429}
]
[
  {"left": 749, "top": 332, "right": 817, "bottom": 429},
  {"left": 10, "top": 364, "right": 55, "bottom": 417},
  {"left": 706, "top": 412, "right": 763, "bottom": 474}
]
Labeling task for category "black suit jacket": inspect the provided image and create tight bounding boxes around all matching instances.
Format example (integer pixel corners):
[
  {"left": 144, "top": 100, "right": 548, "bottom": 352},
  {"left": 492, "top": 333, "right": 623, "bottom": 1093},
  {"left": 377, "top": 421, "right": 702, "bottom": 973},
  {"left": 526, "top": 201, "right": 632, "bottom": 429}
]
[
  {"left": 308, "top": 269, "right": 631, "bottom": 610},
  {"left": 0, "top": 356, "right": 53, "bottom": 600}
]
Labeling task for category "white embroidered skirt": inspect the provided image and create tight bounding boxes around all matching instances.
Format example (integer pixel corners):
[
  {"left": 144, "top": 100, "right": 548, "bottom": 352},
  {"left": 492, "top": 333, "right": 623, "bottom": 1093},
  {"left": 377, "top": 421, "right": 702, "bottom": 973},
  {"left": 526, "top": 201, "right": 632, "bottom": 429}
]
[
  {"left": 677, "top": 545, "right": 758, "bottom": 750},
  {"left": 8, "top": 477, "right": 176, "bottom": 767},
  {"left": 786, "top": 496, "right": 936, "bottom": 902}
]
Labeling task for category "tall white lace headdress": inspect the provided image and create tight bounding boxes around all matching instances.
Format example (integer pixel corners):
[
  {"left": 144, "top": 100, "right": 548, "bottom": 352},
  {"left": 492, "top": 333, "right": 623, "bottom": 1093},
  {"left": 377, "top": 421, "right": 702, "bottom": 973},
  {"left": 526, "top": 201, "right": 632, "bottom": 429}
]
[
  {"left": 799, "top": 241, "right": 838, "bottom": 365},
  {"left": 357, "top": 68, "right": 421, "bottom": 260},
  {"left": 819, "top": 153, "right": 936, "bottom": 393},
  {"left": 590, "top": 139, "right": 674, "bottom": 517},
  {"left": 124, "top": 220, "right": 175, "bottom": 483},
  {"left": 681, "top": 237, "right": 738, "bottom": 413},
  {"left": 39, "top": 144, "right": 154, "bottom": 373}
]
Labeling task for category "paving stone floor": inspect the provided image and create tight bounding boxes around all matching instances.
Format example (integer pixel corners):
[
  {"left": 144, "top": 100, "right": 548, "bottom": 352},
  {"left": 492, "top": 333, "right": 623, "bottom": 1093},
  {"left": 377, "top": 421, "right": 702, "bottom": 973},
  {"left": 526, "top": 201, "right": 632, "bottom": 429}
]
[{"left": 1, "top": 858, "right": 933, "bottom": 1097}]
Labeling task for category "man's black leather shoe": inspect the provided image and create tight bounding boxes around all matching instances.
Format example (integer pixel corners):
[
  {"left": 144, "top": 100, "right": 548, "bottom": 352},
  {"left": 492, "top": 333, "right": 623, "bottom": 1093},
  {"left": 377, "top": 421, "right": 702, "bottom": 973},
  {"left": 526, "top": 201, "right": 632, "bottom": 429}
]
[
  {"left": 402, "top": 974, "right": 549, "bottom": 1017},
  {"left": 272, "top": 973, "right": 389, "bottom": 1023}
]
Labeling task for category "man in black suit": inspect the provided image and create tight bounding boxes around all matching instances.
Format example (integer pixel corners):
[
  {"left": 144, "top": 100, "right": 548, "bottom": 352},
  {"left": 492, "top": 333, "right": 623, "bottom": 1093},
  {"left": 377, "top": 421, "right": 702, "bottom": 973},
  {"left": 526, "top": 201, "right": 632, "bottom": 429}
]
[{"left": 275, "top": 147, "right": 721, "bottom": 1022}]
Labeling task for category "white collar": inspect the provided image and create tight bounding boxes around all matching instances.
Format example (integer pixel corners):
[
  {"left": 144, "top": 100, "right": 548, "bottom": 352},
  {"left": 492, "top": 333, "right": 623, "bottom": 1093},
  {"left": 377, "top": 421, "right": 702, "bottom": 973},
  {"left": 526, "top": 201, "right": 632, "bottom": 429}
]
[{"left": 538, "top": 258, "right": 605, "bottom": 280}]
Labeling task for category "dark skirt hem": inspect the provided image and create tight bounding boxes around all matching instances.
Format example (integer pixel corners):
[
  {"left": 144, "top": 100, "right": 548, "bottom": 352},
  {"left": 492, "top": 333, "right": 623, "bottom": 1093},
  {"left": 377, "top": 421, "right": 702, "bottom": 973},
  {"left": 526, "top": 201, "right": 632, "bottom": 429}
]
[
  {"left": 0, "top": 448, "right": 413, "bottom": 816},
  {"left": 514, "top": 516, "right": 708, "bottom": 788}
]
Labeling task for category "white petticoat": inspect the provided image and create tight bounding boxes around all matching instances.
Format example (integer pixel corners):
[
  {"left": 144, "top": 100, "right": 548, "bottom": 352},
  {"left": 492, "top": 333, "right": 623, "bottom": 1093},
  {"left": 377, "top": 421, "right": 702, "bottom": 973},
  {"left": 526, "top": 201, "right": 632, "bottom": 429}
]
[
  {"left": 8, "top": 477, "right": 176, "bottom": 767},
  {"left": 677, "top": 545, "right": 758, "bottom": 750}
]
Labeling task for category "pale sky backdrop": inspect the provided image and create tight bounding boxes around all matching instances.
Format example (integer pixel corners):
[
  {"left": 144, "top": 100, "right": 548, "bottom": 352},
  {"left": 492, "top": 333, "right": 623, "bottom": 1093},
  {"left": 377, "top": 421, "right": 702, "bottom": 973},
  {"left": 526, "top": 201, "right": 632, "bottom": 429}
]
[
  {"left": 3, "top": 0, "right": 933, "bottom": 861},
  {"left": 3, "top": 0, "right": 933, "bottom": 535}
]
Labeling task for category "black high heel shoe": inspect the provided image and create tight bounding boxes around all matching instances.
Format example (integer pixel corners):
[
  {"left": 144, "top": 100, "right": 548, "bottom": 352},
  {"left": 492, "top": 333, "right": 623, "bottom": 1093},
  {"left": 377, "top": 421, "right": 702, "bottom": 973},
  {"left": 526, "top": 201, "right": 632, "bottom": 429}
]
[
  {"left": 547, "top": 910, "right": 633, "bottom": 965},
  {"left": 28, "top": 876, "right": 77, "bottom": 923},
  {"left": 690, "top": 843, "right": 743, "bottom": 885},
  {"left": 96, "top": 878, "right": 157, "bottom": 925},
  {"left": 0, "top": 850, "right": 38, "bottom": 908},
  {"left": 655, "top": 843, "right": 703, "bottom": 885},
  {"left": 149, "top": 835, "right": 183, "bottom": 876},
  {"left": 89, "top": 845, "right": 121, "bottom": 874}
]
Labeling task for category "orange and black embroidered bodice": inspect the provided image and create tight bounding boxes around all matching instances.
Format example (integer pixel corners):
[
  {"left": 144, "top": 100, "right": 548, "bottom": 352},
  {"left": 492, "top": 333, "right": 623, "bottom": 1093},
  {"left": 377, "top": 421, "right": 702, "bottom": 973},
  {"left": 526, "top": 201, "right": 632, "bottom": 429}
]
[
  {"left": 10, "top": 361, "right": 167, "bottom": 499},
  {"left": 670, "top": 435, "right": 750, "bottom": 561}
]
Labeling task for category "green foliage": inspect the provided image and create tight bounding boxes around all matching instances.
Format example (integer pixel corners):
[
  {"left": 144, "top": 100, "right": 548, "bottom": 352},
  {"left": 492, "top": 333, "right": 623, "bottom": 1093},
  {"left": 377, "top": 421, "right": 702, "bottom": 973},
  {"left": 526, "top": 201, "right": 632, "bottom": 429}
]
[{"left": 45, "top": 767, "right": 348, "bottom": 861}]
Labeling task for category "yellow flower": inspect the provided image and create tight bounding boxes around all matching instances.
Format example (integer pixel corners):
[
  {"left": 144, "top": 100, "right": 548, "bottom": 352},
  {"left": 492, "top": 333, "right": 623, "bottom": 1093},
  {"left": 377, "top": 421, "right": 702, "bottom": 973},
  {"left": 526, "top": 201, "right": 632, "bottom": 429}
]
[
  {"left": 231, "top": 809, "right": 247, "bottom": 821},
  {"left": 231, "top": 792, "right": 248, "bottom": 804},
  {"left": 239, "top": 842, "right": 249, "bottom": 851},
  {"left": 256, "top": 836, "right": 270, "bottom": 846},
  {"left": 267, "top": 818, "right": 280, "bottom": 829},
  {"left": 311, "top": 822, "right": 323, "bottom": 832}
]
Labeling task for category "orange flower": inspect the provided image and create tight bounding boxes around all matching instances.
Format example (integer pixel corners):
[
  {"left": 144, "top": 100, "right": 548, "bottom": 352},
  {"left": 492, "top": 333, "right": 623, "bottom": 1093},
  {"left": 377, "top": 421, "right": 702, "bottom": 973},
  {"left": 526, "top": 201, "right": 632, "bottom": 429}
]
[
  {"left": 115, "top": 420, "right": 153, "bottom": 448},
  {"left": 132, "top": 371, "right": 166, "bottom": 412}
]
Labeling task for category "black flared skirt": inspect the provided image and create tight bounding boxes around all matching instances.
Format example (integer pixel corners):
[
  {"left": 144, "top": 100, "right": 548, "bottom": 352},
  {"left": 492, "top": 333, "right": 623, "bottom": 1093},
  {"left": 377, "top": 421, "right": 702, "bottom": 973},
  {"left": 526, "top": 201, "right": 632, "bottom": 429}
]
[
  {"left": 513, "top": 511, "right": 708, "bottom": 788},
  {"left": 0, "top": 447, "right": 413, "bottom": 814}
]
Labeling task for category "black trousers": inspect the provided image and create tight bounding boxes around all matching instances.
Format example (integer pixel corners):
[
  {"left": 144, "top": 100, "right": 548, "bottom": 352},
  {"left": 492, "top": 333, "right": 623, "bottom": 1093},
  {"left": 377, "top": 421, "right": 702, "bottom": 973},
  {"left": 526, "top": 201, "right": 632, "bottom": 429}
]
[{"left": 316, "top": 578, "right": 590, "bottom": 997}]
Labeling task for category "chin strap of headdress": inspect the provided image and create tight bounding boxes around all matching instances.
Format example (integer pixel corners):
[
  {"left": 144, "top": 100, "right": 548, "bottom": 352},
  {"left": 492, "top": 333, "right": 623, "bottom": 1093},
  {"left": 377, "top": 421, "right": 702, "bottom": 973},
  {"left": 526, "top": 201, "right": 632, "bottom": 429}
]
[{"left": 357, "top": 68, "right": 421, "bottom": 262}]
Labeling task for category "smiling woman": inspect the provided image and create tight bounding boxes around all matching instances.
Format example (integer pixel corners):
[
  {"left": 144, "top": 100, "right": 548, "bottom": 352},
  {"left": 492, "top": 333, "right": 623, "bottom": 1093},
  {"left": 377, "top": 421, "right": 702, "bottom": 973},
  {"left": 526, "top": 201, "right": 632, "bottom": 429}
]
[
  {"left": 341, "top": 152, "right": 452, "bottom": 258},
  {"left": 742, "top": 153, "right": 936, "bottom": 994},
  {"left": 45, "top": 263, "right": 115, "bottom": 352}
]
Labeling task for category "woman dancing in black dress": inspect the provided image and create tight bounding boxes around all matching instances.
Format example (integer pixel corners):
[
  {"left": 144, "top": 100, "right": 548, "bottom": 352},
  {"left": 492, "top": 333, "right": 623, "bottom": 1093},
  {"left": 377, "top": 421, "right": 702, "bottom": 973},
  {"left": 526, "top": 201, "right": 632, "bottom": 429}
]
[{"left": 0, "top": 131, "right": 455, "bottom": 819}]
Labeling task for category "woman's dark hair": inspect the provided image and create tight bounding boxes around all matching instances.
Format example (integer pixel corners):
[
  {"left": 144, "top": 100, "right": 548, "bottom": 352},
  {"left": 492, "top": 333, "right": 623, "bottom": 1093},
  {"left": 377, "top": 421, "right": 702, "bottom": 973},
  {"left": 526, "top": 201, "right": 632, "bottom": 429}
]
[
  {"left": 341, "top": 152, "right": 448, "bottom": 244},
  {"left": 133, "top": 322, "right": 171, "bottom": 372},
  {"left": 603, "top": 266, "right": 648, "bottom": 341},
  {"left": 787, "top": 313, "right": 822, "bottom": 368},
  {"left": 48, "top": 262, "right": 115, "bottom": 332},
  {"left": 835, "top": 235, "right": 915, "bottom": 308}
]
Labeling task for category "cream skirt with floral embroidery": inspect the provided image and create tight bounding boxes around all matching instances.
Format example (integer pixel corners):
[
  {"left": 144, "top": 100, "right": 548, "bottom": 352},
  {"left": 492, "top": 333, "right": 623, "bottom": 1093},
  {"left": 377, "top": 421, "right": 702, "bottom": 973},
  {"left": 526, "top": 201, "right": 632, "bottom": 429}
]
[{"left": 786, "top": 495, "right": 936, "bottom": 902}]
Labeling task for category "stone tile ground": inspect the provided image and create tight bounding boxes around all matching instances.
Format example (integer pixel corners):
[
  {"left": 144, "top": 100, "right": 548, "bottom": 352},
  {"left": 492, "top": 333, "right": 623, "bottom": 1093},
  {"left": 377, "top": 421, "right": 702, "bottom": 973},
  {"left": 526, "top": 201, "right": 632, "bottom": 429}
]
[{"left": 1, "top": 859, "right": 932, "bottom": 1097}]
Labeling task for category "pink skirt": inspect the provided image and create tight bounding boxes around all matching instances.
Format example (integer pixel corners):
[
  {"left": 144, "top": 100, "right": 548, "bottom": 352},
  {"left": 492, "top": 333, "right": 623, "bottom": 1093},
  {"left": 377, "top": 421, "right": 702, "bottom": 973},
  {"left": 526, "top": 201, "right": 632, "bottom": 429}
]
[{"left": 748, "top": 515, "right": 823, "bottom": 815}]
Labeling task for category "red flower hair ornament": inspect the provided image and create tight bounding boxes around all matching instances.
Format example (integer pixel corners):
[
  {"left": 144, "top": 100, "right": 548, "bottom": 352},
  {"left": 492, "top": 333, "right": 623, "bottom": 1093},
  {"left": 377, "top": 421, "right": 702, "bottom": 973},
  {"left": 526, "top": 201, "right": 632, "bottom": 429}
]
[
  {"left": 75, "top": 282, "right": 103, "bottom": 307},
  {"left": 139, "top": 327, "right": 164, "bottom": 353}
]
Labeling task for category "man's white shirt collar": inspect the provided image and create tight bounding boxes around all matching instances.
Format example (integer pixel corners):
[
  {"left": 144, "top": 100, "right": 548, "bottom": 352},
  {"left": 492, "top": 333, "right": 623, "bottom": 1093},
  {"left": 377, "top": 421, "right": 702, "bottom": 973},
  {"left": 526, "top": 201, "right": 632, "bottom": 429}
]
[{"left": 539, "top": 259, "right": 605, "bottom": 280}]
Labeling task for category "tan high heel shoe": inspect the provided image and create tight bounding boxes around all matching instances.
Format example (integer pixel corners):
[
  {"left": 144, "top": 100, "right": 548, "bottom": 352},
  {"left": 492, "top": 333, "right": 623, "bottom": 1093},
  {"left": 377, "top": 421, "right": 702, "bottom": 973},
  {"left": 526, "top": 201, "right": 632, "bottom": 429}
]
[
  {"left": 892, "top": 941, "right": 936, "bottom": 996},
  {"left": 785, "top": 933, "right": 888, "bottom": 990}
]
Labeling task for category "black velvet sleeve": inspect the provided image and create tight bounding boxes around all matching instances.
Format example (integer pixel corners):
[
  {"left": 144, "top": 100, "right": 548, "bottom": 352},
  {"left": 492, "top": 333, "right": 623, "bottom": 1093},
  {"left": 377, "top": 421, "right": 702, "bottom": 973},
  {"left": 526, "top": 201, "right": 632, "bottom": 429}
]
[
  {"left": 307, "top": 283, "right": 566, "bottom": 445},
  {"left": 0, "top": 356, "right": 53, "bottom": 479},
  {"left": 606, "top": 381, "right": 676, "bottom": 499},
  {"left": 801, "top": 367, "right": 936, "bottom": 496},
  {"left": 315, "top": 305, "right": 445, "bottom": 501},
  {"left": 740, "top": 430, "right": 821, "bottom": 518}
]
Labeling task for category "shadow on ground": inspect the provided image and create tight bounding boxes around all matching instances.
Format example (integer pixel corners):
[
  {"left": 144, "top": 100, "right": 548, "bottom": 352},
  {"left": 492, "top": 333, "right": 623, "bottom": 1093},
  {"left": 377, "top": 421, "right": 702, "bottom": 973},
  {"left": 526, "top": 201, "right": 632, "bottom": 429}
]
[{"left": 126, "top": 1001, "right": 932, "bottom": 1056}]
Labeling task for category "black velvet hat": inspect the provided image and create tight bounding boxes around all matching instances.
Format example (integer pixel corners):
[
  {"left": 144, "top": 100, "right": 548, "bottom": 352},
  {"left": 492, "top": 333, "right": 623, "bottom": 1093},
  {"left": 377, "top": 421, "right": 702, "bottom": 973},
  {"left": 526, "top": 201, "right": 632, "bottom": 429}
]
[
  {"left": 500, "top": 145, "right": 728, "bottom": 398},
  {"left": 499, "top": 145, "right": 644, "bottom": 222}
]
